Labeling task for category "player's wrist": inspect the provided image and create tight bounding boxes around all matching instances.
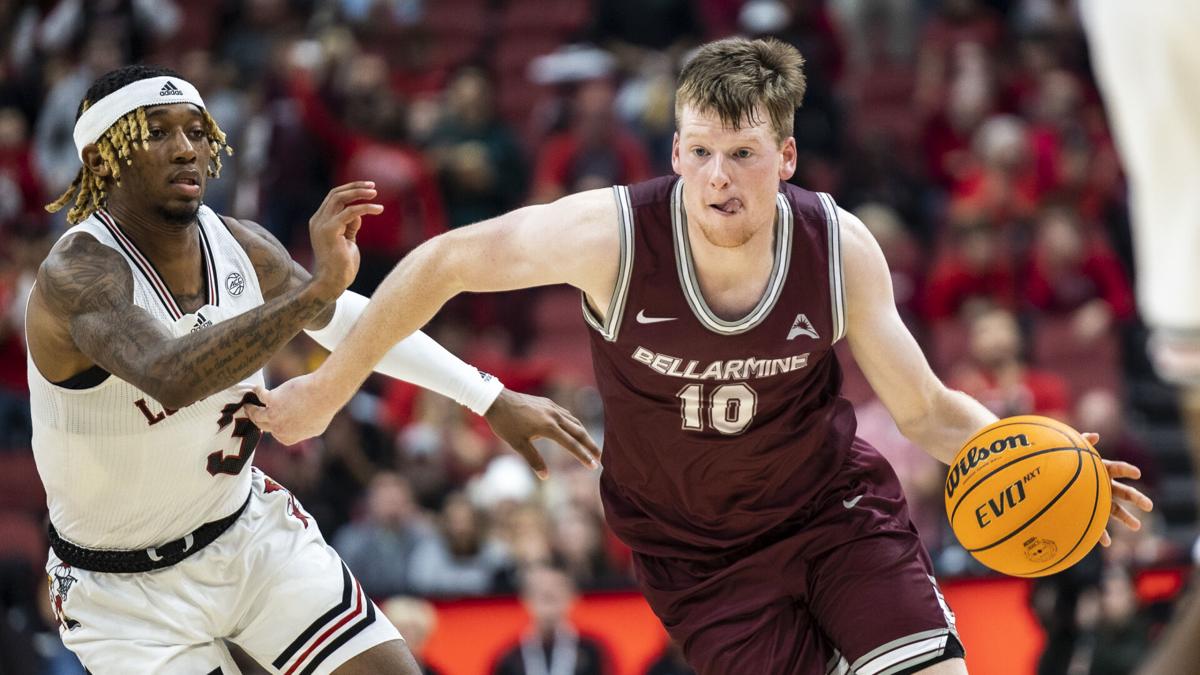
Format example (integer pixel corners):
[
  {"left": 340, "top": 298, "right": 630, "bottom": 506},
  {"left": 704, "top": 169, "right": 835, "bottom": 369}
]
[
  {"left": 298, "top": 276, "right": 342, "bottom": 305},
  {"left": 467, "top": 372, "right": 506, "bottom": 416}
]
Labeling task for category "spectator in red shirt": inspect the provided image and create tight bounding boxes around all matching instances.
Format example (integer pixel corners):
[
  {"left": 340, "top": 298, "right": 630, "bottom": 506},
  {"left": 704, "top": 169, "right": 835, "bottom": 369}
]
[
  {"left": 923, "top": 224, "right": 1017, "bottom": 320},
  {"left": 919, "top": 46, "right": 996, "bottom": 188},
  {"left": 532, "top": 79, "right": 652, "bottom": 204},
  {"left": 288, "top": 51, "right": 447, "bottom": 293},
  {"left": 949, "top": 306, "right": 1072, "bottom": 420},
  {"left": 0, "top": 107, "right": 44, "bottom": 237},
  {"left": 1023, "top": 205, "right": 1135, "bottom": 344},
  {"left": 949, "top": 114, "right": 1042, "bottom": 227}
]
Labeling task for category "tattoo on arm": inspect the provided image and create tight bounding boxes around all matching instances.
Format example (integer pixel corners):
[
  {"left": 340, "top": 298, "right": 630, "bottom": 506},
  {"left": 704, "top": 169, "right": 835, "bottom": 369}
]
[{"left": 41, "top": 234, "right": 329, "bottom": 409}]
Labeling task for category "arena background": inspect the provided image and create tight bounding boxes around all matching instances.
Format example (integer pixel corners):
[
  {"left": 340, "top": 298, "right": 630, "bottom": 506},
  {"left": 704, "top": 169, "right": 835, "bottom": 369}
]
[{"left": 0, "top": 1, "right": 1194, "bottom": 674}]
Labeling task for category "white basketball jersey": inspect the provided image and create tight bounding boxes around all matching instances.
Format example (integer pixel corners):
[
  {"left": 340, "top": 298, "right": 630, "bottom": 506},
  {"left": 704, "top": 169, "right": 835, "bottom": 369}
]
[{"left": 29, "top": 205, "right": 267, "bottom": 550}]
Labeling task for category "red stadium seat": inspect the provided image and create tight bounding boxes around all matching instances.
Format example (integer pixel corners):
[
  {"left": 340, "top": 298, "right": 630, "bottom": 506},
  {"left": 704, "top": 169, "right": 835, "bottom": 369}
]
[
  {"left": 1032, "top": 316, "right": 1122, "bottom": 396},
  {"left": 0, "top": 451, "right": 46, "bottom": 515},
  {"left": 500, "top": 0, "right": 588, "bottom": 36},
  {"left": 422, "top": 0, "right": 491, "bottom": 40}
]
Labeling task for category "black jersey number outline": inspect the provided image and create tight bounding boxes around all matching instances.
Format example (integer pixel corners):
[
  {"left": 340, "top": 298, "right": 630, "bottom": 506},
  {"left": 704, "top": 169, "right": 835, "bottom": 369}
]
[{"left": 207, "top": 392, "right": 264, "bottom": 476}]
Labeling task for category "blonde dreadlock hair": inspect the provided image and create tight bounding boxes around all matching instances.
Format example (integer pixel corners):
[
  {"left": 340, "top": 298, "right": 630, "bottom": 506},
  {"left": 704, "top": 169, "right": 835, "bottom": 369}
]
[{"left": 46, "top": 65, "right": 233, "bottom": 224}]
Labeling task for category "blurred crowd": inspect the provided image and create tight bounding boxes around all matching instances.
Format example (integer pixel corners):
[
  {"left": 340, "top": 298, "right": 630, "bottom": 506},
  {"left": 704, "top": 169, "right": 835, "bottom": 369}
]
[{"left": 0, "top": 0, "right": 1194, "bottom": 674}]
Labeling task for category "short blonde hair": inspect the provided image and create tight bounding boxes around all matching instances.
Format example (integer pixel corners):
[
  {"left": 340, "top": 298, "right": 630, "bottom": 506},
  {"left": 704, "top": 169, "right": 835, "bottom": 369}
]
[{"left": 675, "top": 37, "right": 807, "bottom": 144}]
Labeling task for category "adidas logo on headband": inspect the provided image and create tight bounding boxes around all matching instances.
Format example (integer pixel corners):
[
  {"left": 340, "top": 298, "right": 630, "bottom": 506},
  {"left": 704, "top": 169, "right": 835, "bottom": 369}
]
[{"left": 159, "top": 81, "right": 183, "bottom": 97}]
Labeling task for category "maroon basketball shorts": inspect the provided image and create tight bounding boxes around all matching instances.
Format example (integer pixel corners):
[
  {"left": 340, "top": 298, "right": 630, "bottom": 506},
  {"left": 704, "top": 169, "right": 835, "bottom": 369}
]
[{"left": 632, "top": 443, "right": 962, "bottom": 675}]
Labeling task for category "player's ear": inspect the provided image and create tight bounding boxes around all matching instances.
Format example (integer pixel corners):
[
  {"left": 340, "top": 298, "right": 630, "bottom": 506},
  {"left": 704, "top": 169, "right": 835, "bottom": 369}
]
[
  {"left": 671, "top": 132, "right": 681, "bottom": 175},
  {"left": 778, "top": 136, "right": 797, "bottom": 181},
  {"left": 82, "top": 145, "right": 111, "bottom": 178}
]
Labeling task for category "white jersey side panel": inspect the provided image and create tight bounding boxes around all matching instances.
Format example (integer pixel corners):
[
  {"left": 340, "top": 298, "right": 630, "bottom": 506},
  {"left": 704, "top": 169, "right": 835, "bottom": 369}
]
[{"left": 29, "top": 205, "right": 267, "bottom": 550}]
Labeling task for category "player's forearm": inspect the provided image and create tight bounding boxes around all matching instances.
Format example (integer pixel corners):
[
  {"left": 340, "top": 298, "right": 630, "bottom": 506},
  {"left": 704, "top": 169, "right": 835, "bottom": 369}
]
[
  {"left": 305, "top": 292, "right": 502, "bottom": 414},
  {"left": 141, "top": 284, "right": 332, "bottom": 408},
  {"left": 903, "top": 387, "right": 998, "bottom": 465},
  {"left": 311, "top": 239, "right": 464, "bottom": 410}
]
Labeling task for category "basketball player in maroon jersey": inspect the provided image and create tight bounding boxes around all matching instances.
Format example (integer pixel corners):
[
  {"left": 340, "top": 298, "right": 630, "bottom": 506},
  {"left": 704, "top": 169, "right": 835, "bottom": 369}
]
[{"left": 251, "top": 38, "right": 1153, "bottom": 674}]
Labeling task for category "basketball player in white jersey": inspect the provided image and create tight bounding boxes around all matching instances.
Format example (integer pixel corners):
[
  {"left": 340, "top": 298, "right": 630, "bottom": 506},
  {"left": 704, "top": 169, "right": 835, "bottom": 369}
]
[
  {"left": 24, "top": 65, "right": 600, "bottom": 674},
  {"left": 1085, "top": 5, "right": 1200, "bottom": 673}
]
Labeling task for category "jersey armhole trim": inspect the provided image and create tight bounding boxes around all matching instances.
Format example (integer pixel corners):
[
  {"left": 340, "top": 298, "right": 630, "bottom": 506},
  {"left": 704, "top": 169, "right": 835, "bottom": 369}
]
[
  {"left": 581, "top": 185, "right": 634, "bottom": 342},
  {"left": 818, "top": 192, "right": 846, "bottom": 344}
]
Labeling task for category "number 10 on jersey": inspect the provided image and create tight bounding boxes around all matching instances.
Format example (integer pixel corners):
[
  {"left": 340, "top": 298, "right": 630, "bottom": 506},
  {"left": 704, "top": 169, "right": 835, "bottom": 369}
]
[{"left": 677, "top": 383, "right": 758, "bottom": 435}]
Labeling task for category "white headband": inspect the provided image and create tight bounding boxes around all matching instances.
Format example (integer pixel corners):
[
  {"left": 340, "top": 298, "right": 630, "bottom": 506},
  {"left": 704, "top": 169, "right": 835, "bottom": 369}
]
[{"left": 73, "top": 76, "right": 206, "bottom": 161}]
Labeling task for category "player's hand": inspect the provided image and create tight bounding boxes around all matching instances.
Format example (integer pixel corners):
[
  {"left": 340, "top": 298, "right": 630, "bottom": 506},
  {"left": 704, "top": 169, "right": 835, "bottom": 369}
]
[
  {"left": 1085, "top": 432, "right": 1155, "bottom": 547},
  {"left": 483, "top": 389, "right": 602, "bottom": 479},
  {"left": 306, "top": 181, "right": 383, "bottom": 301},
  {"left": 245, "top": 375, "right": 337, "bottom": 446}
]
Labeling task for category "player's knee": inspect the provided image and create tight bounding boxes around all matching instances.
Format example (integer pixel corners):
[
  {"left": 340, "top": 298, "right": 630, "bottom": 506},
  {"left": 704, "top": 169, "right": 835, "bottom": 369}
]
[{"left": 330, "top": 639, "right": 421, "bottom": 675}]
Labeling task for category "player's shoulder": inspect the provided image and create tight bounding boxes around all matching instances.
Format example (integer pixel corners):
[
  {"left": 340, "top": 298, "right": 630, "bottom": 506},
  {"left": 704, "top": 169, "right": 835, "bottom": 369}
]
[
  {"left": 39, "top": 230, "right": 127, "bottom": 285},
  {"left": 622, "top": 174, "right": 679, "bottom": 209},
  {"left": 36, "top": 230, "right": 133, "bottom": 314},
  {"left": 777, "top": 181, "right": 841, "bottom": 226}
]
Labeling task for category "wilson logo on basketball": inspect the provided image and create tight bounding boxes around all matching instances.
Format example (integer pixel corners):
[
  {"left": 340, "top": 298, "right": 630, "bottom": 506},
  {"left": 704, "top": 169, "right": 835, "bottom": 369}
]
[{"left": 945, "top": 433, "right": 1032, "bottom": 500}]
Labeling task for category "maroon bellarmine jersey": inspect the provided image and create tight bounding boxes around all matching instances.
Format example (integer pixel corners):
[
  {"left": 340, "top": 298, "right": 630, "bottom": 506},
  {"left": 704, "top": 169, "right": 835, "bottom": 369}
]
[{"left": 585, "top": 175, "right": 859, "bottom": 560}]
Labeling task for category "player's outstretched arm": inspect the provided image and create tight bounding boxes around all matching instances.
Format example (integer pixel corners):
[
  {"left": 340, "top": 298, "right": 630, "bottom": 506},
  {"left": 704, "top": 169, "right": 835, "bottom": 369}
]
[
  {"left": 226, "top": 205, "right": 603, "bottom": 475},
  {"left": 840, "top": 207, "right": 1152, "bottom": 540},
  {"left": 25, "top": 181, "right": 377, "bottom": 410},
  {"left": 246, "top": 189, "right": 618, "bottom": 466}
]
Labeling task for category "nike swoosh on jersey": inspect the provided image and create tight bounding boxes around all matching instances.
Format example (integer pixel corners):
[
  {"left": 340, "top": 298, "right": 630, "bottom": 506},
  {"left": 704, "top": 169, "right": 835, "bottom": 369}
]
[
  {"left": 636, "top": 310, "right": 677, "bottom": 324},
  {"left": 842, "top": 495, "right": 864, "bottom": 509}
]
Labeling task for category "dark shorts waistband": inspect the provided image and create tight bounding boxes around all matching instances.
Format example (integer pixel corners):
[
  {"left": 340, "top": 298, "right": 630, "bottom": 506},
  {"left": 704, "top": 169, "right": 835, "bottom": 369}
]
[{"left": 48, "top": 493, "right": 251, "bottom": 573}]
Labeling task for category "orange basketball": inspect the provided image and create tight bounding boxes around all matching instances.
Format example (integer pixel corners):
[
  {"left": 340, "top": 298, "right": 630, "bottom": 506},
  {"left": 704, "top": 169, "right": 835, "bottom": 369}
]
[{"left": 944, "top": 415, "right": 1111, "bottom": 577}]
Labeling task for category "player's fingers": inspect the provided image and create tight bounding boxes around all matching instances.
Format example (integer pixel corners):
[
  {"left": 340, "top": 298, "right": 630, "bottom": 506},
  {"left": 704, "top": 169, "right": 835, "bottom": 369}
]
[
  {"left": 335, "top": 203, "right": 384, "bottom": 224},
  {"left": 244, "top": 403, "right": 271, "bottom": 431},
  {"left": 248, "top": 384, "right": 271, "bottom": 408},
  {"left": 1111, "top": 502, "right": 1142, "bottom": 531},
  {"left": 1082, "top": 432, "right": 1101, "bottom": 446},
  {"left": 328, "top": 188, "right": 377, "bottom": 208},
  {"left": 1102, "top": 459, "right": 1142, "bottom": 481},
  {"left": 315, "top": 183, "right": 376, "bottom": 218},
  {"left": 559, "top": 414, "right": 601, "bottom": 465},
  {"left": 331, "top": 180, "right": 376, "bottom": 195},
  {"left": 511, "top": 440, "right": 549, "bottom": 480},
  {"left": 540, "top": 423, "right": 598, "bottom": 469},
  {"left": 1100, "top": 530, "right": 1112, "bottom": 547},
  {"left": 1111, "top": 481, "right": 1154, "bottom": 512}
]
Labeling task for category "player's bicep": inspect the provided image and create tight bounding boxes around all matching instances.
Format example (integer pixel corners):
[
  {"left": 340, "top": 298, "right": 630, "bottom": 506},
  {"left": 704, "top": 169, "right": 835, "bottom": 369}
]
[
  {"left": 38, "top": 237, "right": 176, "bottom": 391},
  {"left": 441, "top": 189, "right": 620, "bottom": 299},
  {"left": 841, "top": 209, "right": 945, "bottom": 430}
]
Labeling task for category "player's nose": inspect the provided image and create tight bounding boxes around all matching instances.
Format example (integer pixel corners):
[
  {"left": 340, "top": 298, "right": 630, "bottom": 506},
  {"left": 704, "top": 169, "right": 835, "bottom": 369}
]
[{"left": 708, "top": 155, "right": 730, "bottom": 190}]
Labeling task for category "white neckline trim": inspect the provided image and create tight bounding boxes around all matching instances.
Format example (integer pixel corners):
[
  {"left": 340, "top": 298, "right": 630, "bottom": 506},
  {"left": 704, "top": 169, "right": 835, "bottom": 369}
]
[{"left": 671, "top": 179, "right": 792, "bottom": 335}]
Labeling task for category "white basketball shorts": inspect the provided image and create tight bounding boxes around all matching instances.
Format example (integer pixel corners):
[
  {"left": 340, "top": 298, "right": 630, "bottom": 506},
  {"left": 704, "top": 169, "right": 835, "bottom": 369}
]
[{"left": 44, "top": 467, "right": 402, "bottom": 674}]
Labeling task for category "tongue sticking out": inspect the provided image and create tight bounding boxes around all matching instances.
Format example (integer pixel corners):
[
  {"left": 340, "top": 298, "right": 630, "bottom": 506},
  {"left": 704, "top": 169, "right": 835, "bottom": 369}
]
[{"left": 715, "top": 199, "right": 742, "bottom": 214}]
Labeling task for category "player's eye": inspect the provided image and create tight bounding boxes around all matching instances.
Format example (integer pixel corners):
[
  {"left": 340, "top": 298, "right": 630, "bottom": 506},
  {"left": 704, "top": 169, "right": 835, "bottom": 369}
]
[
  {"left": 188, "top": 128, "right": 206, "bottom": 140},
  {"left": 735, "top": 149, "right": 753, "bottom": 159},
  {"left": 148, "top": 128, "right": 166, "bottom": 139},
  {"left": 692, "top": 148, "right": 709, "bottom": 158}
]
